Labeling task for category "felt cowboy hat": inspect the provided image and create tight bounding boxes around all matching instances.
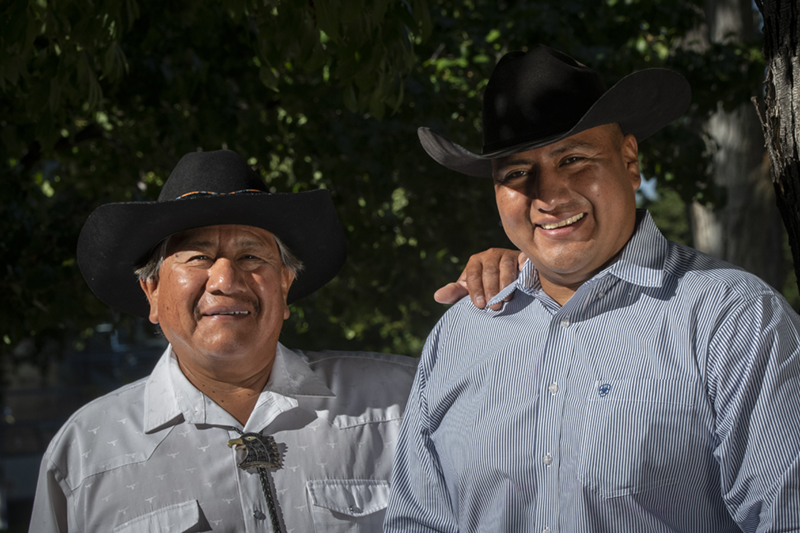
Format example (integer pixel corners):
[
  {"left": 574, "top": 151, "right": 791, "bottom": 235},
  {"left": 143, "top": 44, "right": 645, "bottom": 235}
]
[
  {"left": 419, "top": 45, "right": 692, "bottom": 177},
  {"left": 77, "top": 149, "right": 347, "bottom": 318}
]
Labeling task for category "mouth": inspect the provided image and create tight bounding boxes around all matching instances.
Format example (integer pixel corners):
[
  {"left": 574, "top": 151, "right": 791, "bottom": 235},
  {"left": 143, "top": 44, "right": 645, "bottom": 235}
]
[
  {"left": 199, "top": 304, "right": 254, "bottom": 318},
  {"left": 538, "top": 212, "right": 585, "bottom": 230}
]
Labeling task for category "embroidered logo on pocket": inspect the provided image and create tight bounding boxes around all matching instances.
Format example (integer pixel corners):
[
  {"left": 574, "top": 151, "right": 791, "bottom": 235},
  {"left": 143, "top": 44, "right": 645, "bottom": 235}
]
[{"left": 598, "top": 383, "right": 612, "bottom": 397}]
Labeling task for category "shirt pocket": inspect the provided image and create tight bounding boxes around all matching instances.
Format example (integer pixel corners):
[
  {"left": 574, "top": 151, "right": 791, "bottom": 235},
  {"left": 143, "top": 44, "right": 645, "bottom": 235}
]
[
  {"left": 306, "top": 479, "right": 389, "bottom": 532},
  {"left": 112, "top": 500, "right": 206, "bottom": 533},
  {"left": 577, "top": 379, "right": 701, "bottom": 499}
]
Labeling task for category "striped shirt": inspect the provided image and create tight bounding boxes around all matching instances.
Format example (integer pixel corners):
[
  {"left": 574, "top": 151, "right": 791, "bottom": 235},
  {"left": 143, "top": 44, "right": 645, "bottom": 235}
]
[{"left": 385, "top": 211, "right": 800, "bottom": 532}]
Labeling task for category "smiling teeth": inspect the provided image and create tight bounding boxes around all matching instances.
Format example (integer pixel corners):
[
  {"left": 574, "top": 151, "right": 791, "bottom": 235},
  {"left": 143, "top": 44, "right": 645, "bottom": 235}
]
[
  {"left": 540, "top": 213, "right": 585, "bottom": 230},
  {"left": 217, "top": 311, "right": 249, "bottom": 315}
]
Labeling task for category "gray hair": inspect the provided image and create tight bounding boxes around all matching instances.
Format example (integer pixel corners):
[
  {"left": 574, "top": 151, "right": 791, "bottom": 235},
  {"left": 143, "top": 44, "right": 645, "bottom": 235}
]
[{"left": 135, "top": 233, "right": 304, "bottom": 283}]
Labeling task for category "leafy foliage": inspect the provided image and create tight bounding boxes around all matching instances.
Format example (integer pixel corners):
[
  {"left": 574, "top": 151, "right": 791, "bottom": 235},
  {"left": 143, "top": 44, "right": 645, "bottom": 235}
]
[{"left": 1, "top": 0, "right": 764, "bottom": 372}]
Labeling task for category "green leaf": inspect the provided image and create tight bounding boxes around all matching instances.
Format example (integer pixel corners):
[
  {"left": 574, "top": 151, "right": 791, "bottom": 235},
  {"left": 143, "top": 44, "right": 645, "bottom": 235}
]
[
  {"left": 259, "top": 64, "right": 280, "bottom": 92},
  {"left": 314, "top": 0, "right": 341, "bottom": 42}
]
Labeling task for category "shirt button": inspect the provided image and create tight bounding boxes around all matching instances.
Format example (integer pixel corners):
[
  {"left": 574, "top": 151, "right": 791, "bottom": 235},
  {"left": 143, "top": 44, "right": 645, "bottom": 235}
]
[
  {"left": 548, "top": 382, "right": 559, "bottom": 394},
  {"left": 597, "top": 291, "right": 605, "bottom": 299},
  {"left": 253, "top": 510, "right": 266, "bottom": 520},
  {"left": 349, "top": 505, "right": 362, "bottom": 514},
  {"left": 542, "top": 454, "right": 553, "bottom": 466},
  {"left": 560, "top": 317, "right": 570, "bottom": 328}
]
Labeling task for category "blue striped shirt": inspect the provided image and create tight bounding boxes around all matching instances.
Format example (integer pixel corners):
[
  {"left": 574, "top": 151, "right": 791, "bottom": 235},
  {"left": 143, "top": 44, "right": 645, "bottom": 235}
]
[{"left": 385, "top": 211, "right": 800, "bottom": 532}]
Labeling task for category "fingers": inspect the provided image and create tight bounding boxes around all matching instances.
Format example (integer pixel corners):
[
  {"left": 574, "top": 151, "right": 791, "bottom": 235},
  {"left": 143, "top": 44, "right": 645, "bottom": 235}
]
[
  {"left": 435, "top": 248, "right": 524, "bottom": 309},
  {"left": 498, "top": 250, "right": 521, "bottom": 291},
  {"left": 501, "top": 251, "right": 528, "bottom": 303},
  {"left": 471, "top": 248, "right": 524, "bottom": 309},
  {"left": 463, "top": 254, "right": 493, "bottom": 309},
  {"left": 434, "top": 282, "right": 469, "bottom": 305}
]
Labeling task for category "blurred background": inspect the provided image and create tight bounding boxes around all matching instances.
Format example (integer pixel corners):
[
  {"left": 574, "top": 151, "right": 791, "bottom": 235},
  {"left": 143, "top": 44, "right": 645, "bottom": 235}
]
[{"left": 0, "top": 0, "right": 786, "bottom": 529}]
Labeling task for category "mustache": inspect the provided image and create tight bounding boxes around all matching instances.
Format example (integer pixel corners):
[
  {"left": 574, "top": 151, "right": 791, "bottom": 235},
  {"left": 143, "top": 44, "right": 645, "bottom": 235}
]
[{"left": 193, "top": 297, "right": 261, "bottom": 318}]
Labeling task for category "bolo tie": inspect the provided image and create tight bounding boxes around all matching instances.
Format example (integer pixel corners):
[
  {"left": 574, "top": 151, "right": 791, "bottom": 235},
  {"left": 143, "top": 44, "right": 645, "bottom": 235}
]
[{"left": 228, "top": 430, "right": 285, "bottom": 532}]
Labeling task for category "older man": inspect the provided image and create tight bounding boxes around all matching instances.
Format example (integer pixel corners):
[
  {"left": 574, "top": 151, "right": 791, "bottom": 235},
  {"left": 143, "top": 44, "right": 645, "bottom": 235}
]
[
  {"left": 385, "top": 45, "right": 800, "bottom": 532},
  {"left": 30, "top": 150, "right": 428, "bottom": 532}
]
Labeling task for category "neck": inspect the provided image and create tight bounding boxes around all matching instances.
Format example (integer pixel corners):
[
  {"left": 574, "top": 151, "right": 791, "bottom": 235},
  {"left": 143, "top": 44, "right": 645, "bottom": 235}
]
[
  {"left": 538, "top": 276, "right": 582, "bottom": 306},
  {"left": 176, "top": 353, "right": 276, "bottom": 426}
]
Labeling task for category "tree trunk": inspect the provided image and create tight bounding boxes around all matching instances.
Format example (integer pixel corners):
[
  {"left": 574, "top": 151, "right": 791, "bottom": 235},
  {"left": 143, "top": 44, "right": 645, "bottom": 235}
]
[
  {"left": 690, "top": 0, "right": 786, "bottom": 290},
  {"left": 754, "top": 0, "right": 800, "bottom": 288}
]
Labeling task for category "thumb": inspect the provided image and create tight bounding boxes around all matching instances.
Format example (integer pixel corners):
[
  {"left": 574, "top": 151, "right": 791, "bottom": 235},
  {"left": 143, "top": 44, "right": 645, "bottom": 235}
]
[{"left": 434, "top": 282, "right": 469, "bottom": 304}]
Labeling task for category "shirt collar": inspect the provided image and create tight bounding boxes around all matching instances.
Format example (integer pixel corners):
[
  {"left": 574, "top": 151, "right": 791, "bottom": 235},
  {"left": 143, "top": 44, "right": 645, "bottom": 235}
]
[
  {"left": 602, "top": 210, "right": 669, "bottom": 288},
  {"left": 143, "top": 343, "right": 334, "bottom": 433},
  {"left": 142, "top": 346, "right": 184, "bottom": 433},
  {"left": 266, "top": 342, "right": 335, "bottom": 398},
  {"left": 507, "top": 209, "right": 668, "bottom": 301}
]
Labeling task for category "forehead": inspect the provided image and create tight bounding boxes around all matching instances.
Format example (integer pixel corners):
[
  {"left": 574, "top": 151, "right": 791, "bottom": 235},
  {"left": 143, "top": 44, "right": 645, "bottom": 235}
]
[{"left": 167, "top": 224, "right": 278, "bottom": 251}]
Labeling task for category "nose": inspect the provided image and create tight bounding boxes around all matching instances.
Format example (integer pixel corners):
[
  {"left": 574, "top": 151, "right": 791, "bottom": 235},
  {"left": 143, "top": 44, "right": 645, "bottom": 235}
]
[
  {"left": 206, "top": 258, "right": 245, "bottom": 294},
  {"left": 532, "top": 168, "right": 571, "bottom": 211}
]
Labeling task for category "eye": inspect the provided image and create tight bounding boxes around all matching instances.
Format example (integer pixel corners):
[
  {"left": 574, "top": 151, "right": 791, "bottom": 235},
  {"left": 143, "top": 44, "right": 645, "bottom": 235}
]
[
  {"left": 496, "top": 169, "right": 530, "bottom": 185},
  {"left": 562, "top": 156, "right": 585, "bottom": 166}
]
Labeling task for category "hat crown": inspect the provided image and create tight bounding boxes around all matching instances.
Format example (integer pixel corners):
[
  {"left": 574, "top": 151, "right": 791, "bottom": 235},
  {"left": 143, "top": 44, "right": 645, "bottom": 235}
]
[
  {"left": 158, "top": 150, "right": 267, "bottom": 201},
  {"left": 482, "top": 45, "right": 607, "bottom": 155}
]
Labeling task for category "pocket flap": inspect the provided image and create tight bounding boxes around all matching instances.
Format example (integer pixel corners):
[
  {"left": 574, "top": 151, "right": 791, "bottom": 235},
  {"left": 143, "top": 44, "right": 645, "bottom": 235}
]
[
  {"left": 306, "top": 479, "right": 389, "bottom": 517},
  {"left": 113, "top": 500, "right": 202, "bottom": 533}
]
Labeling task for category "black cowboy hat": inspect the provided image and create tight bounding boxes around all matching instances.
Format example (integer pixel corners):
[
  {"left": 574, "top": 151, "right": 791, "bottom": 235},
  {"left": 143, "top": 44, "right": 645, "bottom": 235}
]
[
  {"left": 419, "top": 45, "right": 691, "bottom": 177},
  {"left": 77, "top": 149, "right": 347, "bottom": 318}
]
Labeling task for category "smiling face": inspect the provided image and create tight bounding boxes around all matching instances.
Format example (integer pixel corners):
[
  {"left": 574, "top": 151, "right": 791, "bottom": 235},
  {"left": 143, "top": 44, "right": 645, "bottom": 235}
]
[
  {"left": 139, "top": 224, "right": 295, "bottom": 380},
  {"left": 492, "top": 124, "right": 641, "bottom": 304}
]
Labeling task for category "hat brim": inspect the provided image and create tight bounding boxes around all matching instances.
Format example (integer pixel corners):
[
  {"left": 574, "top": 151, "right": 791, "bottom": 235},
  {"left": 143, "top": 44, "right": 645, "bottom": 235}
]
[
  {"left": 77, "top": 189, "right": 346, "bottom": 318},
  {"left": 419, "top": 68, "right": 691, "bottom": 178}
]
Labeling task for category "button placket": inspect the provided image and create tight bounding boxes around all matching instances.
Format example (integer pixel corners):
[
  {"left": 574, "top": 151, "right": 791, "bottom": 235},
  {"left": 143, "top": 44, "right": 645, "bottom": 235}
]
[{"left": 536, "top": 314, "right": 579, "bottom": 533}]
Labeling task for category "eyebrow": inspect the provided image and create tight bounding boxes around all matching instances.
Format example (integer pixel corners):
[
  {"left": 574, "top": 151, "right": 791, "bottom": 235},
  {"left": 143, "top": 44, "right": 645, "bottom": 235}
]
[{"left": 493, "top": 139, "right": 599, "bottom": 177}]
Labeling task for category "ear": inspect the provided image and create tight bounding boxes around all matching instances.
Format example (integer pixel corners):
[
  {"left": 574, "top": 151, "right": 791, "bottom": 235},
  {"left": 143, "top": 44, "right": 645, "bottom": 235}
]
[
  {"left": 281, "top": 267, "right": 296, "bottom": 320},
  {"left": 139, "top": 278, "right": 160, "bottom": 324},
  {"left": 620, "top": 134, "right": 641, "bottom": 191}
]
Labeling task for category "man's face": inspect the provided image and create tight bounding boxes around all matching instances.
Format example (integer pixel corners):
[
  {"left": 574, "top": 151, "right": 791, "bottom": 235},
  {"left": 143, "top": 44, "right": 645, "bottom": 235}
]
[
  {"left": 492, "top": 124, "right": 641, "bottom": 299},
  {"left": 140, "top": 225, "right": 295, "bottom": 375}
]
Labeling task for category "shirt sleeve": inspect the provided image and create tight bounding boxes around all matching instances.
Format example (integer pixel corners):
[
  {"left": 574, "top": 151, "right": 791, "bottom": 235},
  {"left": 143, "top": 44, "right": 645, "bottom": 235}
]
[
  {"left": 30, "top": 454, "right": 70, "bottom": 533},
  {"left": 384, "top": 323, "right": 459, "bottom": 533},
  {"left": 707, "top": 292, "right": 800, "bottom": 532}
]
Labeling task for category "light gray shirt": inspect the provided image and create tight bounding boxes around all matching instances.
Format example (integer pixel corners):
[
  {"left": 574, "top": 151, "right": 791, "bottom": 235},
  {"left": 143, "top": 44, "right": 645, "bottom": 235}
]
[{"left": 31, "top": 343, "right": 417, "bottom": 532}]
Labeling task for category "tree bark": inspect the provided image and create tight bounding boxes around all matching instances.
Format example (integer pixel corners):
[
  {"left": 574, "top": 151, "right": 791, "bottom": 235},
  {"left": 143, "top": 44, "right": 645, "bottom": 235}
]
[
  {"left": 754, "top": 0, "right": 800, "bottom": 287},
  {"left": 690, "top": 0, "right": 786, "bottom": 290}
]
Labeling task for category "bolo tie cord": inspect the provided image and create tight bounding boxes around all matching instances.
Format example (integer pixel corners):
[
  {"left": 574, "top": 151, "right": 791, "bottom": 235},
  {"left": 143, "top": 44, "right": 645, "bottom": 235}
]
[{"left": 257, "top": 466, "right": 283, "bottom": 533}]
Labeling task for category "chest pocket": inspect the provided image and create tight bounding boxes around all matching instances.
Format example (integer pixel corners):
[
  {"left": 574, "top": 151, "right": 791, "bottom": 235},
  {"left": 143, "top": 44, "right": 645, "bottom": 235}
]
[
  {"left": 306, "top": 479, "right": 389, "bottom": 532},
  {"left": 112, "top": 500, "right": 207, "bottom": 532},
  {"left": 577, "top": 379, "right": 704, "bottom": 499}
]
